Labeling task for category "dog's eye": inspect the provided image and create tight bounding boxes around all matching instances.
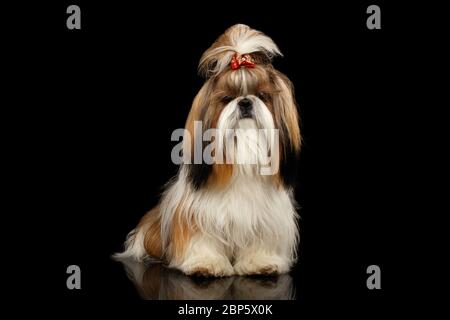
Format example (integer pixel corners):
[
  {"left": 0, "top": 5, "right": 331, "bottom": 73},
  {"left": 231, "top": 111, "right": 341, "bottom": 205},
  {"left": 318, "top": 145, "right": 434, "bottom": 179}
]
[
  {"left": 221, "top": 96, "right": 234, "bottom": 104},
  {"left": 257, "top": 92, "right": 270, "bottom": 102}
]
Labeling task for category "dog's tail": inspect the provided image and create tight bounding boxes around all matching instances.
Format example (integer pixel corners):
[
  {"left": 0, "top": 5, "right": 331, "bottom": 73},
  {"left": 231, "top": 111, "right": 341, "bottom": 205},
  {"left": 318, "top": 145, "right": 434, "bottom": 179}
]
[
  {"left": 113, "top": 206, "right": 162, "bottom": 262},
  {"left": 113, "top": 227, "right": 148, "bottom": 261}
]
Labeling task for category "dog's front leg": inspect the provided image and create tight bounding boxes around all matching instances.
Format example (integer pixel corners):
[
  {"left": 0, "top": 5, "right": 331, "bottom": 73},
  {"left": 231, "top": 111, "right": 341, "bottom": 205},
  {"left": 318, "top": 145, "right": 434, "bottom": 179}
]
[
  {"left": 233, "top": 242, "right": 292, "bottom": 276},
  {"left": 169, "top": 233, "right": 234, "bottom": 277}
]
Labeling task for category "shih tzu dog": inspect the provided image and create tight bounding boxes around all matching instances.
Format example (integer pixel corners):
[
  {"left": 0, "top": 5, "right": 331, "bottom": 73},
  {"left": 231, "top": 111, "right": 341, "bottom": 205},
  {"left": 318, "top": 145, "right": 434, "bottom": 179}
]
[{"left": 116, "top": 24, "right": 301, "bottom": 277}]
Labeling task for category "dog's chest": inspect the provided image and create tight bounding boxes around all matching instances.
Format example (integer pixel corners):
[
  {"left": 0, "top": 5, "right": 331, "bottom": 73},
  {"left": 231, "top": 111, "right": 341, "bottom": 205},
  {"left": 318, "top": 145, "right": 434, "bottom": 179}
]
[{"left": 196, "top": 175, "right": 291, "bottom": 240}]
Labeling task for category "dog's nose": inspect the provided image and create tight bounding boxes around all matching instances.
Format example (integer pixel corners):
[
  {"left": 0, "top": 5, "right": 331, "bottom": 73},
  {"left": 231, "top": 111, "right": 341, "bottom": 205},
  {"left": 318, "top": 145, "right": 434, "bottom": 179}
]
[{"left": 238, "top": 98, "right": 253, "bottom": 111}]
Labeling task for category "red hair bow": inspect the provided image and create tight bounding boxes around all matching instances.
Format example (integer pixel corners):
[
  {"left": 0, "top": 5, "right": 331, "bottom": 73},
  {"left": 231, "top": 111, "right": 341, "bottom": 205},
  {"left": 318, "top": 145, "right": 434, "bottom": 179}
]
[{"left": 230, "top": 53, "right": 255, "bottom": 70}]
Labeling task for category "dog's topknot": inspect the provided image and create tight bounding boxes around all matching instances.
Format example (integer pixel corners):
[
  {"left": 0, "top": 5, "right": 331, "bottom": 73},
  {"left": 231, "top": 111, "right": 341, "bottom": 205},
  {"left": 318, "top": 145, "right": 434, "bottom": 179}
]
[{"left": 198, "top": 24, "right": 282, "bottom": 78}]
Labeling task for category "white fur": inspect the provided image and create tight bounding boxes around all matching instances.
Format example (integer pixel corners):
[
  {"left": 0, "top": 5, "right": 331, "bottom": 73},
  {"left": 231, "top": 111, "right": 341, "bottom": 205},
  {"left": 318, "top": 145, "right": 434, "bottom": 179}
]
[
  {"left": 216, "top": 95, "right": 275, "bottom": 171},
  {"left": 230, "top": 24, "right": 281, "bottom": 57},
  {"left": 119, "top": 165, "right": 299, "bottom": 275},
  {"left": 160, "top": 167, "right": 299, "bottom": 275},
  {"left": 114, "top": 227, "right": 147, "bottom": 261},
  {"left": 117, "top": 24, "right": 299, "bottom": 276},
  {"left": 117, "top": 96, "right": 299, "bottom": 275},
  {"left": 171, "top": 233, "right": 234, "bottom": 277}
]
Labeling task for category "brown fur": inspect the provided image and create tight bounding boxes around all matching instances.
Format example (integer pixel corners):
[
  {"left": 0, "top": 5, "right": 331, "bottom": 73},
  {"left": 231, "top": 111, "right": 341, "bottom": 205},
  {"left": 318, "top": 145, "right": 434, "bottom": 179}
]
[
  {"left": 209, "top": 163, "right": 234, "bottom": 187},
  {"left": 141, "top": 24, "right": 300, "bottom": 260},
  {"left": 197, "top": 65, "right": 301, "bottom": 189},
  {"left": 139, "top": 202, "right": 198, "bottom": 263},
  {"left": 168, "top": 202, "right": 197, "bottom": 262},
  {"left": 138, "top": 206, "right": 163, "bottom": 259},
  {"left": 184, "top": 83, "right": 211, "bottom": 161}
]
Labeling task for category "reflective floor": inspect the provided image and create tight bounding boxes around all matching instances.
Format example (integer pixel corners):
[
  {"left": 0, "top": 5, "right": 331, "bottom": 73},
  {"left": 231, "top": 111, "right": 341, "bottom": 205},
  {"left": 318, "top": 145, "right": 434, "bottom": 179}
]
[{"left": 117, "top": 259, "right": 296, "bottom": 300}]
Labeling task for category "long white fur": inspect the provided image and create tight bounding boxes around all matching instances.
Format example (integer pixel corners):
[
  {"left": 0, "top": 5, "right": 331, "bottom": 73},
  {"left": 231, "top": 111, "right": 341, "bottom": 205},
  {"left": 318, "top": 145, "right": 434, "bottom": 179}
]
[
  {"left": 216, "top": 96, "right": 274, "bottom": 170},
  {"left": 116, "top": 24, "right": 299, "bottom": 276},
  {"left": 117, "top": 100, "right": 299, "bottom": 272},
  {"left": 119, "top": 97, "right": 299, "bottom": 274},
  {"left": 115, "top": 227, "right": 146, "bottom": 261}
]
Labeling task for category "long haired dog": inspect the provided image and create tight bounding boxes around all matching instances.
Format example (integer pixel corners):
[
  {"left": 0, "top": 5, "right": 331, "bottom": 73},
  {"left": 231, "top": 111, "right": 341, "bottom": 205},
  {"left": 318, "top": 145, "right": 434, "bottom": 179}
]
[{"left": 116, "top": 24, "right": 301, "bottom": 277}]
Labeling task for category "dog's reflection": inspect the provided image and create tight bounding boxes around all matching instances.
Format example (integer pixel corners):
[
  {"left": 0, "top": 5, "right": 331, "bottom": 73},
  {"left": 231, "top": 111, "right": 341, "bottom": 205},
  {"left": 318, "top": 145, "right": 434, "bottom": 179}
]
[{"left": 118, "top": 259, "right": 295, "bottom": 300}]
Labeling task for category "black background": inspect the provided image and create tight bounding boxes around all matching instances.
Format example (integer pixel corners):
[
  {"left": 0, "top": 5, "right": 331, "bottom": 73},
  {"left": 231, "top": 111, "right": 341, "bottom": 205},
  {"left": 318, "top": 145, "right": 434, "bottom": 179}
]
[{"left": 7, "top": 0, "right": 425, "bottom": 316}]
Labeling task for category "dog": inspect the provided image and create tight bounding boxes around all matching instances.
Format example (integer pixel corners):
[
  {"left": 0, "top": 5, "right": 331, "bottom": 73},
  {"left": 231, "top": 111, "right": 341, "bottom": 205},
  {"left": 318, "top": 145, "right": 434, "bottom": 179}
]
[{"left": 115, "top": 24, "right": 301, "bottom": 277}]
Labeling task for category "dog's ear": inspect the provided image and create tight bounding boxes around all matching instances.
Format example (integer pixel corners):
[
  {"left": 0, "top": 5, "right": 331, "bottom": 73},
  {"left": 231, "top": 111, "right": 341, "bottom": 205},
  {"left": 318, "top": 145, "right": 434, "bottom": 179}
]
[
  {"left": 183, "top": 81, "right": 214, "bottom": 190},
  {"left": 271, "top": 71, "right": 302, "bottom": 188},
  {"left": 186, "top": 162, "right": 212, "bottom": 190}
]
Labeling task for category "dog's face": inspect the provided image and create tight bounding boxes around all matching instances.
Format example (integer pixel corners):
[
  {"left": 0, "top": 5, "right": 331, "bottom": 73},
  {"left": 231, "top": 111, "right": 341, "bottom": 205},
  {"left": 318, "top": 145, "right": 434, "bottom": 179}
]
[
  {"left": 183, "top": 24, "right": 301, "bottom": 190},
  {"left": 208, "top": 65, "right": 277, "bottom": 131}
]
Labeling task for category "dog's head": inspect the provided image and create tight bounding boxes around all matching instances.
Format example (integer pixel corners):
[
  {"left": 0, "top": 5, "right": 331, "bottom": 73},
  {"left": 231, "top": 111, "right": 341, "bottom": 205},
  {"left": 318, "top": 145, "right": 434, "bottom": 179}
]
[{"left": 183, "top": 24, "right": 301, "bottom": 189}]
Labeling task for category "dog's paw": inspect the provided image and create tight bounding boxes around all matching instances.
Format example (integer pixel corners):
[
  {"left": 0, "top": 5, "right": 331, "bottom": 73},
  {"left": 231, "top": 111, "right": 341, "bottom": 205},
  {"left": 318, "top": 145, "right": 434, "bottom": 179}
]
[
  {"left": 234, "top": 262, "right": 280, "bottom": 276},
  {"left": 234, "top": 255, "right": 289, "bottom": 276},
  {"left": 181, "top": 257, "right": 234, "bottom": 277}
]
